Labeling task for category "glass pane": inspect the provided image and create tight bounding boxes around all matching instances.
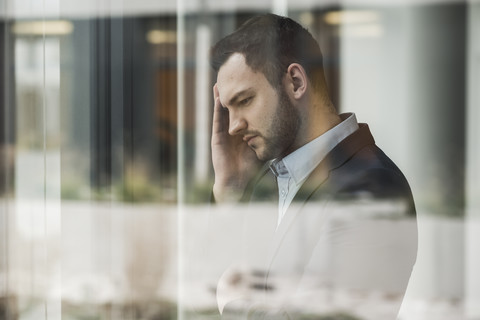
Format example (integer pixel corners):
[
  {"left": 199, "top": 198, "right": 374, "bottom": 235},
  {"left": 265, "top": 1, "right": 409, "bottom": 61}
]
[{"left": 0, "top": 0, "right": 478, "bottom": 320}]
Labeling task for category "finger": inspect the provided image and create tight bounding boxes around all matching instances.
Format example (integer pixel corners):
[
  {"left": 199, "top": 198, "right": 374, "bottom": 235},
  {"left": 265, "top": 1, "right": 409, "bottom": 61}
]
[
  {"left": 213, "top": 98, "right": 228, "bottom": 134},
  {"left": 212, "top": 84, "right": 220, "bottom": 129},
  {"left": 213, "top": 83, "right": 219, "bottom": 99},
  {"left": 212, "top": 83, "right": 231, "bottom": 136}
]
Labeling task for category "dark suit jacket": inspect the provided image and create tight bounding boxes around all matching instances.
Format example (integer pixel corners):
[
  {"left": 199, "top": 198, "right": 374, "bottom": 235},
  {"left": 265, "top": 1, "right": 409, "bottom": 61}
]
[{"left": 212, "top": 124, "right": 417, "bottom": 319}]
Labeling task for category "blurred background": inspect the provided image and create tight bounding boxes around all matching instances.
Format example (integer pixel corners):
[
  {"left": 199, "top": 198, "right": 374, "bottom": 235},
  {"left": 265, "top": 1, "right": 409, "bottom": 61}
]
[{"left": 0, "top": 0, "right": 479, "bottom": 319}]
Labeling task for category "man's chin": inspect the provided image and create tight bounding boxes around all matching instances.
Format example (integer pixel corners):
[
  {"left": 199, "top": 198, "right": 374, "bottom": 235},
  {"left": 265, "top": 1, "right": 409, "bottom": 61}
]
[
  {"left": 253, "top": 148, "right": 274, "bottom": 162},
  {"left": 250, "top": 141, "right": 277, "bottom": 161},
  {"left": 251, "top": 148, "right": 265, "bottom": 162}
]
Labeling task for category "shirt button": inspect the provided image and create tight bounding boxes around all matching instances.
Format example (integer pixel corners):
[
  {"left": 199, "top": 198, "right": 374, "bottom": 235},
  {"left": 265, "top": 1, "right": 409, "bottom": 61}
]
[{"left": 281, "top": 189, "right": 286, "bottom": 197}]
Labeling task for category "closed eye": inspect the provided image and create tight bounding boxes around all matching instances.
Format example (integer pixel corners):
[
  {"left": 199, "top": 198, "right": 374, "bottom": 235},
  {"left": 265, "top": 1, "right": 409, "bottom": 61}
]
[{"left": 239, "top": 96, "right": 253, "bottom": 106}]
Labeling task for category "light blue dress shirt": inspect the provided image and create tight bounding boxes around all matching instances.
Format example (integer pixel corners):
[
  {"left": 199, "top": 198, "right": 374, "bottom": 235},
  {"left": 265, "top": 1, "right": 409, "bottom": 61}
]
[{"left": 269, "top": 113, "right": 360, "bottom": 226}]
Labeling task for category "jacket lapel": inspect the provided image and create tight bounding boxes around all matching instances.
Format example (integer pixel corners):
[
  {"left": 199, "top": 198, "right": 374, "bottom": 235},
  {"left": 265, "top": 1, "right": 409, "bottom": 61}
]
[
  {"left": 266, "top": 124, "right": 376, "bottom": 271},
  {"left": 294, "top": 123, "right": 375, "bottom": 205}
]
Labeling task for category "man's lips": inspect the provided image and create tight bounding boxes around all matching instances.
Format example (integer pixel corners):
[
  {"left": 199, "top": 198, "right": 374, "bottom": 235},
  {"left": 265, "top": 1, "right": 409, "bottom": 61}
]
[{"left": 243, "top": 135, "right": 257, "bottom": 144}]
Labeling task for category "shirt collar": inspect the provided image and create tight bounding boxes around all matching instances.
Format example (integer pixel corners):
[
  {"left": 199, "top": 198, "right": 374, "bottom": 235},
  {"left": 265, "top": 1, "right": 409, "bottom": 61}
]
[
  {"left": 269, "top": 158, "right": 289, "bottom": 178},
  {"left": 270, "top": 113, "right": 359, "bottom": 185}
]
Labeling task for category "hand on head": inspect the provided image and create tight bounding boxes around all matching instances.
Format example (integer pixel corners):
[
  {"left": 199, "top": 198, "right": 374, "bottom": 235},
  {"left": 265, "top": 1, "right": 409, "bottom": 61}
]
[{"left": 211, "top": 84, "right": 263, "bottom": 203}]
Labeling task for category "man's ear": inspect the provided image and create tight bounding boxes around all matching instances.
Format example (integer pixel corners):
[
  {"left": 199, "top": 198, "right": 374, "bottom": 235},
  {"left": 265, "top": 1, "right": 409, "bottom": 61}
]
[{"left": 285, "top": 63, "right": 308, "bottom": 100}]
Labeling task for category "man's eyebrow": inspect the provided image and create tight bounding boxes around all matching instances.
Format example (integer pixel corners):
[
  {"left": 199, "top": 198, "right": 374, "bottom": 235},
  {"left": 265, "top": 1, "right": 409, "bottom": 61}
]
[{"left": 227, "top": 88, "right": 254, "bottom": 106}]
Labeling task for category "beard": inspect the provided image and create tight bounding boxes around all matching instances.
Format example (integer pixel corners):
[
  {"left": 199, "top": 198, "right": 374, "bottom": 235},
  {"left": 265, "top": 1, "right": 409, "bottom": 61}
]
[{"left": 250, "top": 88, "right": 301, "bottom": 161}]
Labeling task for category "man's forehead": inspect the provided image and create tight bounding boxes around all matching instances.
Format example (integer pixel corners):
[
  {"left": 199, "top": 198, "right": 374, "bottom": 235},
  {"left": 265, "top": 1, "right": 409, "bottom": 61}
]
[
  {"left": 217, "top": 54, "right": 251, "bottom": 87},
  {"left": 216, "top": 53, "right": 263, "bottom": 103},
  {"left": 219, "top": 52, "right": 248, "bottom": 73}
]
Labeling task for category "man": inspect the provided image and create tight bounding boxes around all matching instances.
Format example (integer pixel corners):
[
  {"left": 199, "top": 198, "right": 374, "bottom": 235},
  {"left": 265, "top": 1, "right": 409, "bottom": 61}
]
[{"left": 208, "top": 14, "right": 417, "bottom": 319}]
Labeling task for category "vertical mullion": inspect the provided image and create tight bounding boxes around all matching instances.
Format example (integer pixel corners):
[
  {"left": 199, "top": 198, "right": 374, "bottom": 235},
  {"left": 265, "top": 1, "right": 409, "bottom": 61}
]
[
  {"left": 90, "top": 17, "right": 112, "bottom": 194},
  {"left": 177, "top": 0, "right": 186, "bottom": 319},
  {"left": 0, "top": 11, "right": 10, "bottom": 320},
  {"left": 465, "top": 2, "right": 480, "bottom": 318}
]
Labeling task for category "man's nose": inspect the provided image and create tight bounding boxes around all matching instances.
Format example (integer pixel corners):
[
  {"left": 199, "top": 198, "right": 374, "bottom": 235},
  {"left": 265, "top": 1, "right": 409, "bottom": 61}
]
[{"left": 228, "top": 112, "right": 247, "bottom": 136}]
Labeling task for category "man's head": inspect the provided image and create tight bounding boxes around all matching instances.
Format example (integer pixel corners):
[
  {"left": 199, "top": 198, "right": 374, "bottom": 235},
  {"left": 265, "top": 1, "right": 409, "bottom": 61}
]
[
  {"left": 210, "top": 14, "right": 328, "bottom": 94},
  {"left": 211, "top": 14, "right": 337, "bottom": 161},
  {"left": 215, "top": 53, "right": 301, "bottom": 160}
]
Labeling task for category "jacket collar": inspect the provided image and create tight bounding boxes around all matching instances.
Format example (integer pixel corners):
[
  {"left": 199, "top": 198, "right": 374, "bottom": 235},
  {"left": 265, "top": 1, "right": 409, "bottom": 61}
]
[
  {"left": 266, "top": 124, "right": 376, "bottom": 268},
  {"left": 292, "top": 123, "right": 375, "bottom": 204}
]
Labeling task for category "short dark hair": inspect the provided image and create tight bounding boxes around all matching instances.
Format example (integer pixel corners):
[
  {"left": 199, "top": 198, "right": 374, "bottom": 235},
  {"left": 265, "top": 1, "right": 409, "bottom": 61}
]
[{"left": 210, "top": 14, "right": 327, "bottom": 92}]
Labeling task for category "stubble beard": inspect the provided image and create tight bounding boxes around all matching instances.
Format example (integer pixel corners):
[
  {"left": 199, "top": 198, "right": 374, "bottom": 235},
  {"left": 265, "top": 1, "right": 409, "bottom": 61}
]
[{"left": 252, "top": 89, "right": 301, "bottom": 161}]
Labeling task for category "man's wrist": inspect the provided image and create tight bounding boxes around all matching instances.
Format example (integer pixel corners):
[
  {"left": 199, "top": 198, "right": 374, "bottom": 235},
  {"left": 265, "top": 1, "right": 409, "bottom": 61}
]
[{"left": 212, "top": 183, "right": 246, "bottom": 203}]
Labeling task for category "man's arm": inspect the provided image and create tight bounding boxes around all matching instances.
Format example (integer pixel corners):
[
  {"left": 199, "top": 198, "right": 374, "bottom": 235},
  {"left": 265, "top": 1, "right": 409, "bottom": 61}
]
[{"left": 211, "top": 84, "right": 262, "bottom": 202}]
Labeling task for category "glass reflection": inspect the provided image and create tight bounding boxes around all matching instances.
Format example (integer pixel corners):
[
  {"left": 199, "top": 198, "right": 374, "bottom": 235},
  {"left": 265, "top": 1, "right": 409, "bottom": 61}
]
[{"left": 0, "top": 1, "right": 477, "bottom": 320}]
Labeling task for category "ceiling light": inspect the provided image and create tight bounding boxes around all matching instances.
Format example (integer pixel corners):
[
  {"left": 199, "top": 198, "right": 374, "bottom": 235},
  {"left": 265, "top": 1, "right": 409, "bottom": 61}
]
[
  {"left": 12, "top": 20, "right": 73, "bottom": 36},
  {"left": 146, "top": 30, "right": 176, "bottom": 44},
  {"left": 324, "top": 10, "right": 380, "bottom": 25}
]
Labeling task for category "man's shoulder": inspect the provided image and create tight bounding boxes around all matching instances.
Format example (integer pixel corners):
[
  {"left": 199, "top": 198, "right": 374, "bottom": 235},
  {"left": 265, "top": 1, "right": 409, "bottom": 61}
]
[
  {"left": 330, "top": 144, "right": 412, "bottom": 198},
  {"left": 296, "top": 123, "right": 413, "bottom": 201},
  {"left": 302, "top": 142, "right": 416, "bottom": 216}
]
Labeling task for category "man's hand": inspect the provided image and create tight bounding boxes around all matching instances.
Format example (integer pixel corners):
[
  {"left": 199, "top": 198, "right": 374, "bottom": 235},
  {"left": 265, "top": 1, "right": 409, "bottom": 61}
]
[{"left": 211, "top": 84, "right": 263, "bottom": 202}]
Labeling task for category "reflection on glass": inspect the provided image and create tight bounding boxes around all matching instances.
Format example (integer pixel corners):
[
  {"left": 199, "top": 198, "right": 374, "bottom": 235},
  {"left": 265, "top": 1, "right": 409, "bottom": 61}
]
[
  {"left": 0, "top": 1, "right": 476, "bottom": 320},
  {"left": 181, "top": 13, "right": 417, "bottom": 319}
]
